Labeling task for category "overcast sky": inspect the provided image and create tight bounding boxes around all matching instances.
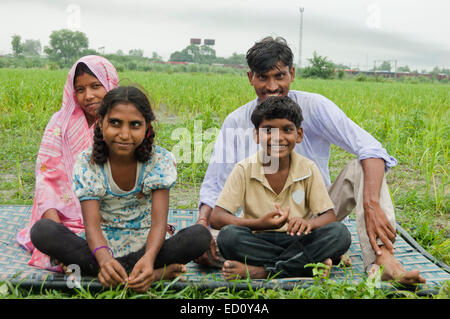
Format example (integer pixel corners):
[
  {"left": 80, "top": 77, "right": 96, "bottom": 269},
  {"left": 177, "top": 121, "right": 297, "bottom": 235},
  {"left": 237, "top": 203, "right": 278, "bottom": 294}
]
[{"left": 1, "top": 0, "right": 449, "bottom": 71}]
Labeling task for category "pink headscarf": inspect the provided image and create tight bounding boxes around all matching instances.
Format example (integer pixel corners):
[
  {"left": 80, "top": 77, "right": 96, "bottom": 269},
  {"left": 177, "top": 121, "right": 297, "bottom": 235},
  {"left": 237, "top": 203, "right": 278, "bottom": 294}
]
[
  {"left": 17, "top": 55, "right": 119, "bottom": 270},
  {"left": 58, "top": 55, "right": 119, "bottom": 192}
]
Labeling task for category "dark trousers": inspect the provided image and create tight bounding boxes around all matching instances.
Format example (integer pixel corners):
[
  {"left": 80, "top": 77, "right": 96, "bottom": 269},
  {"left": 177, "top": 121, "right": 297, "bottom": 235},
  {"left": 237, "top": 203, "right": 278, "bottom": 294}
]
[
  {"left": 30, "top": 219, "right": 211, "bottom": 277},
  {"left": 217, "top": 222, "right": 351, "bottom": 278}
]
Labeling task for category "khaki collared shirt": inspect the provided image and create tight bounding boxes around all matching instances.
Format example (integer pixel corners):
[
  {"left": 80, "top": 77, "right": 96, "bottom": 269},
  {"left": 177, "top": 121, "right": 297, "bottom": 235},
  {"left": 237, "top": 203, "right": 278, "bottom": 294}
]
[{"left": 215, "top": 150, "right": 334, "bottom": 232}]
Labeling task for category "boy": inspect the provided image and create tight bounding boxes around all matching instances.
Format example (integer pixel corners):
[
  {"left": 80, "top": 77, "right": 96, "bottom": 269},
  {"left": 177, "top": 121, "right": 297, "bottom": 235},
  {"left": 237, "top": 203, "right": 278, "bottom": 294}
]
[{"left": 210, "top": 96, "right": 351, "bottom": 279}]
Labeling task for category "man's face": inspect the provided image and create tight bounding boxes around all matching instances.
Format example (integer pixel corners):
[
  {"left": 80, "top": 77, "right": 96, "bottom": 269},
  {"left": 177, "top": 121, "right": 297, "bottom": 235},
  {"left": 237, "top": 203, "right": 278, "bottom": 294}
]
[{"left": 247, "top": 62, "right": 295, "bottom": 102}]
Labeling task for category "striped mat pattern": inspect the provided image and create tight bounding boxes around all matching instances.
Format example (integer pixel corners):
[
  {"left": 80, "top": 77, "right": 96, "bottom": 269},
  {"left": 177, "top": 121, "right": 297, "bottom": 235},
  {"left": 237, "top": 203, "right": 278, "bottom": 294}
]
[{"left": 0, "top": 205, "right": 448, "bottom": 293}]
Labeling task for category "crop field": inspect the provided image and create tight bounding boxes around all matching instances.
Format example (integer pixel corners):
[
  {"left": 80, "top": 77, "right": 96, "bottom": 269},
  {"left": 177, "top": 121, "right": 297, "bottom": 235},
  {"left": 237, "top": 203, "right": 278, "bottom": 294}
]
[{"left": 0, "top": 68, "right": 448, "bottom": 298}]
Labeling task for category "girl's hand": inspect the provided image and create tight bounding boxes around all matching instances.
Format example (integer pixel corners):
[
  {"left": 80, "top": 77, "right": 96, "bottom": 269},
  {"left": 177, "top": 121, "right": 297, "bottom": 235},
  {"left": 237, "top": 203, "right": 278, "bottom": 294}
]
[
  {"left": 98, "top": 258, "right": 128, "bottom": 288},
  {"left": 127, "top": 256, "right": 156, "bottom": 292},
  {"left": 256, "top": 204, "right": 289, "bottom": 230},
  {"left": 287, "top": 217, "right": 312, "bottom": 236}
]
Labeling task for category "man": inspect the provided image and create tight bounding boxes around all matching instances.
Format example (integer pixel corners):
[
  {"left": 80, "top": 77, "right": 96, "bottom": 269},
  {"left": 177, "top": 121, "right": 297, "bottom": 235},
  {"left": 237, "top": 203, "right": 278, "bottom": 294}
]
[{"left": 196, "top": 36, "right": 425, "bottom": 285}]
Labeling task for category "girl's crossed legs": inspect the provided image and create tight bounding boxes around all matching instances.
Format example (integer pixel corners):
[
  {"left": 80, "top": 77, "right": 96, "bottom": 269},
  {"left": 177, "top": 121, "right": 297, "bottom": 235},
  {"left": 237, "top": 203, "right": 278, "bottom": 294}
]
[{"left": 30, "top": 219, "right": 211, "bottom": 278}]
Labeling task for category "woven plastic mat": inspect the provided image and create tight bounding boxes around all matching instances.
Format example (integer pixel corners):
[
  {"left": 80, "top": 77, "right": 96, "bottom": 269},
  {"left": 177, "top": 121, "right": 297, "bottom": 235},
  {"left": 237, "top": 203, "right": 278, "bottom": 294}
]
[{"left": 0, "top": 205, "right": 448, "bottom": 294}]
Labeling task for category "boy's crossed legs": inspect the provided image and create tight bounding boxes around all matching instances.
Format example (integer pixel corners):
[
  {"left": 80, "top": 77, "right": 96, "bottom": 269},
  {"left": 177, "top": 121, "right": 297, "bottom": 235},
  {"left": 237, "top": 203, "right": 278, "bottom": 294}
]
[{"left": 216, "top": 222, "right": 351, "bottom": 280}]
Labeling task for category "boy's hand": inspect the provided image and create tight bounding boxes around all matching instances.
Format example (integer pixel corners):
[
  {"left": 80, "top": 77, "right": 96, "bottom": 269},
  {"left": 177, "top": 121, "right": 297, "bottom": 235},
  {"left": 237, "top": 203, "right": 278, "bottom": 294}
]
[
  {"left": 287, "top": 217, "right": 312, "bottom": 236},
  {"left": 257, "top": 204, "right": 289, "bottom": 230},
  {"left": 128, "top": 256, "right": 156, "bottom": 292},
  {"left": 98, "top": 258, "right": 128, "bottom": 288}
]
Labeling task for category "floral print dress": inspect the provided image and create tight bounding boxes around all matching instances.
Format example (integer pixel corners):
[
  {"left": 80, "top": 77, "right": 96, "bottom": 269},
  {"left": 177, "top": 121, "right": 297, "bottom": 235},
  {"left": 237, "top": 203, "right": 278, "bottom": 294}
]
[{"left": 72, "top": 145, "right": 177, "bottom": 258}]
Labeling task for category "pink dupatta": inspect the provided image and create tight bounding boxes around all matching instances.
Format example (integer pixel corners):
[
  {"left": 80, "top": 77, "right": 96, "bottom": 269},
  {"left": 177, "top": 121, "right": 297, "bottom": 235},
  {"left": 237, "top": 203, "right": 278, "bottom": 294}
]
[{"left": 17, "top": 56, "right": 119, "bottom": 271}]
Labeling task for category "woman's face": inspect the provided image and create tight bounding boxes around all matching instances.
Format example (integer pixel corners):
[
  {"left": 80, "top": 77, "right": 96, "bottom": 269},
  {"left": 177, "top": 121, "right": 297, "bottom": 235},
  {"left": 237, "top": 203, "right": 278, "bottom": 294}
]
[{"left": 74, "top": 72, "right": 107, "bottom": 126}]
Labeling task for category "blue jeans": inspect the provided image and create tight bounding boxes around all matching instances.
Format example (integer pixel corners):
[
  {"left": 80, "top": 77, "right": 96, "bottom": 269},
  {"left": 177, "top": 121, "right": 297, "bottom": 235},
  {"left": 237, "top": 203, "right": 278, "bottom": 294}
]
[{"left": 217, "top": 222, "right": 351, "bottom": 277}]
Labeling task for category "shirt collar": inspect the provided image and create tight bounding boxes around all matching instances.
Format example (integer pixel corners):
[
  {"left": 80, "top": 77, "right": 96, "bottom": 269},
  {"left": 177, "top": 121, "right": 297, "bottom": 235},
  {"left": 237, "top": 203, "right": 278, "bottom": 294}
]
[{"left": 250, "top": 149, "right": 312, "bottom": 191}]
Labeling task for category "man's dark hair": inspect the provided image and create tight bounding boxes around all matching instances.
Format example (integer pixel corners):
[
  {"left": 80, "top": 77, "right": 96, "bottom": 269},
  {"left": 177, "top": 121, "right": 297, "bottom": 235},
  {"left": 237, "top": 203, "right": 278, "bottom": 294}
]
[
  {"left": 251, "top": 96, "right": 303, "bottom": 129},
  {"left": 246, "top": 36, "right": 294, "bottom": 74}
]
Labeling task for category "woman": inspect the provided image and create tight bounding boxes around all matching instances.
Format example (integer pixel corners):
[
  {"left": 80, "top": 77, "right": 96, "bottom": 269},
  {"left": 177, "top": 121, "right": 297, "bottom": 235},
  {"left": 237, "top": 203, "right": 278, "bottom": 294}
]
[{"left": 17, "top": 55, "right": 119, "bottom": 271}]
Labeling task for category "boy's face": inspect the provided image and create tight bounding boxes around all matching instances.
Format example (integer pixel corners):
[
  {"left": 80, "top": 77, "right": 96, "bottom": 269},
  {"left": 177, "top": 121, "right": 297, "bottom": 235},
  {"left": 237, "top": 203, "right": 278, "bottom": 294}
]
[
  {"left": 247, "top": 61, "right": 295, "bottom": 102},
  {"left": 255, "top": 117, "right": 303, "bottom": 160}
]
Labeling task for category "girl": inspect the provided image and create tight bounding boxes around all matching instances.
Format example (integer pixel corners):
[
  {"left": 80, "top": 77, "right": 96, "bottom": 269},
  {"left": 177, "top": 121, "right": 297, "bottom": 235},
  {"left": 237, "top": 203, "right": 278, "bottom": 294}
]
[
  {"left": 30, "top": 86, "right": 211, "bottom": 292},
  {"left": 17, "top": 56, "right": 119, "bottom": 271}
]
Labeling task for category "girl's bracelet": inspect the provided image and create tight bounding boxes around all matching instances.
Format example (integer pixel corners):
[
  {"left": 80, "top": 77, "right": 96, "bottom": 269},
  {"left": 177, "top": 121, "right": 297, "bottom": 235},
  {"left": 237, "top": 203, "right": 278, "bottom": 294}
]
[{"left": 92, "top": 245, "right": 114, "bottom": 264}]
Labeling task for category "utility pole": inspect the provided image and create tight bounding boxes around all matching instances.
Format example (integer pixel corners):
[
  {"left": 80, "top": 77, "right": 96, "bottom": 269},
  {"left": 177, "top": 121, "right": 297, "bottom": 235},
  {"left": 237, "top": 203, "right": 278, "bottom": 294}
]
[{"left": 298, "top": 6, "right": 304, "bottom": 68}]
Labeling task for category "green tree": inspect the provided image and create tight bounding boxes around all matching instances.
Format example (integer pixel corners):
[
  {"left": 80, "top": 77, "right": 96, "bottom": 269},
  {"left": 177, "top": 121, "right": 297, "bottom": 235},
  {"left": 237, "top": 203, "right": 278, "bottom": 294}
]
[
  {"left": 397, "top": 65, "right": 411, "bottom": 72},
  {"left": 11, "top": 35, "right": 23, "bottom": 57},
  {"left": 198, "top": 44, "right": 216, "bottom": 64},
  {"left": 128, "top": 49, "right": 144, "bottom": 57},
  {"left": 44, "top": 29, "right": 89, "bottom": 66},
  {"left": 22, "top": 39, "right": 42, "bottom": 56},
  {"left": 151, "top": 51, "right": 163, "bottom": 62},
  {"left": 301, "top": 51, "right": 335, "bottom": 79},
  {"left": 377, "top": 61, "right": 391, "bottom": 71},
  {"left": 226, "top": 52, "right": 246, "bottom": 65},
  {"left": 170, "top": 50, "right": 193, "bottom": 62},
  {"left": 169, "top": 44, "right": 218, "bottom": 64}
]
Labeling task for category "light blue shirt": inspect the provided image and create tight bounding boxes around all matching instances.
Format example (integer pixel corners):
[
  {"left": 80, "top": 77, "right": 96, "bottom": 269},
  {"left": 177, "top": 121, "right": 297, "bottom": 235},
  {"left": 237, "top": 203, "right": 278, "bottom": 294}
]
[{"left": 199, "top": 90, "right": 397, "bottom": 209}]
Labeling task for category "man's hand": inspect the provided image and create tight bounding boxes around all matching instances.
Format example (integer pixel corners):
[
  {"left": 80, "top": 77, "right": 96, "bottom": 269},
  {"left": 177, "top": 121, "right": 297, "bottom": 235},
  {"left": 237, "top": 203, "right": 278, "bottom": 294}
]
[
  {"left": 256, "top": 204, "right": 289, "bottom": 230},
  {"left": 364, "top": 201, "right": 396, "bottom": 256},
  {"left": 361, "top": 158, "right": 396, "bottom": 256}
]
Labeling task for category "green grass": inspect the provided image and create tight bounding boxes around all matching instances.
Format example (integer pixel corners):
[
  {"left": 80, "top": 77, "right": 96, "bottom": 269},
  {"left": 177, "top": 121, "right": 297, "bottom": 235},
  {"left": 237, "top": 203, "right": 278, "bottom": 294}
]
[{"left": 0, "top": 68, "right": 448, "bottom": 298}]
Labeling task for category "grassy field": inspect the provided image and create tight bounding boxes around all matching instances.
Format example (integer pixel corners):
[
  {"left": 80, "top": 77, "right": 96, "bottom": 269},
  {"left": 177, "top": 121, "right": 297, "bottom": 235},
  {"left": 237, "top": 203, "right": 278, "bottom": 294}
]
[{"left": 0, "top": 68, "right": 448, "bottom": 299}]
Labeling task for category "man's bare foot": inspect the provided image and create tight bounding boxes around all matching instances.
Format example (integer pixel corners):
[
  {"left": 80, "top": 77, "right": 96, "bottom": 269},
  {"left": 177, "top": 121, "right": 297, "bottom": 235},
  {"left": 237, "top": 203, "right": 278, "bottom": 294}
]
[
  {"left": 154, "top": 264, "right": 187, "bottom": 281},
  {"left": 221, "top": 260, "right": 267, "bottom": 280},
  {"left": 375, "top": 246, "right": 426, "bottom": 285}
]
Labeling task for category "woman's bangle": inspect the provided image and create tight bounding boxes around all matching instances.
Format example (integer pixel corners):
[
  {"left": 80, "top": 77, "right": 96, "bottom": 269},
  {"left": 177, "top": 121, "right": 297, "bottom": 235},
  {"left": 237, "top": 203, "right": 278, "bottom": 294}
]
[{"left": 92, "top": 245, "right": 114, "bottom": 264}]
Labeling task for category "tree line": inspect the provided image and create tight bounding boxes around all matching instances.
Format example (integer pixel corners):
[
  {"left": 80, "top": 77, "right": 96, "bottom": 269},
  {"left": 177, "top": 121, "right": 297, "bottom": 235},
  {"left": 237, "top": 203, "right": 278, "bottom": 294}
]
[
  {"left": 4, "top": 29, "right": 246, "bottom": 70},
  {"left": 3, "top": 29, "right": 449, "bottom": 81}
]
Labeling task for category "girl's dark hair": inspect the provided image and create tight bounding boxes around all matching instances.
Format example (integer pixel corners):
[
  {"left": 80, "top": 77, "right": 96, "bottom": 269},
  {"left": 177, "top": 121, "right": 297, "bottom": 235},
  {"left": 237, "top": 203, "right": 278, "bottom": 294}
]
[
  {"left": 246, "top": 36, "right": 293, "bottom": 75},
  {"left": 251, "top": 96, "right": 303, "bottom": 129},
  {"left": 74, "top": 62, "right": 96, "bottom": 85},
  {"left": 92, "top": 86, "right": 156, "bottom": 164}
]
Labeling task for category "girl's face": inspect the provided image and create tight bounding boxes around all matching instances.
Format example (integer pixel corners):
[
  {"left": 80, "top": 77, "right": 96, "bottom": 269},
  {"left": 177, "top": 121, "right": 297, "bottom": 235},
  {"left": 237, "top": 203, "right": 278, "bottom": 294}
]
[
  {"left": 74, "top": 72, "right": 107, "bottom": 125},
  {"left": 100, "top": 102, "right": 147, "bottom": 160}
]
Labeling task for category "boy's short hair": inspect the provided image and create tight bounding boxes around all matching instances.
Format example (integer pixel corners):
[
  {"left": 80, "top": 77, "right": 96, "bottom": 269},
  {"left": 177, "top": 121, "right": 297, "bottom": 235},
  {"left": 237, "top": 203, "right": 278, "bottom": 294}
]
[
  {"left": 251, "top": 96, "right": 303, "bottom": 129},
  {"left": 246, "top": 36, "right": 294, "bottom": 75}
]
